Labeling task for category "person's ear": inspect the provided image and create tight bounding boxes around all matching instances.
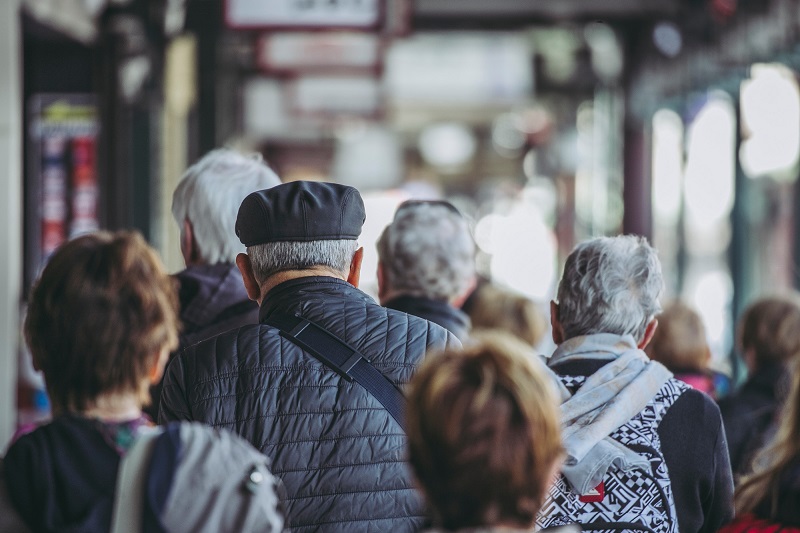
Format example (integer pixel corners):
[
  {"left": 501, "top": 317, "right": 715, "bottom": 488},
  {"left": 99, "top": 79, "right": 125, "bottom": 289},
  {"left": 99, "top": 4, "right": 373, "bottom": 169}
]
[
  {"left": 181, "top": 219, "right": 201, "bottom": 267},
  {"left": 550, "top": 300, "right": 565, "bottom": 344},
  {"left": 638, "top": 318, "right": 659, "bottom": 350},
  {"left": 347, "top": 247, "right": 364, "bottom": 288},
  {"left": 149, "top": 347, "right": 171, "bottom": 384},
  {"left": 236, "top": 253, "right": 263, "bottom": 303}
]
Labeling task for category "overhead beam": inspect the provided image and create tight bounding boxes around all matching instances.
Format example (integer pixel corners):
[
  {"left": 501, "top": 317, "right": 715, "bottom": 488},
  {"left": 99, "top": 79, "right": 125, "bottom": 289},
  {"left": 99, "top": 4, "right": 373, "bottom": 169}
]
[{"left": 414, "top": 0, "right": 682, "bottom": 22}]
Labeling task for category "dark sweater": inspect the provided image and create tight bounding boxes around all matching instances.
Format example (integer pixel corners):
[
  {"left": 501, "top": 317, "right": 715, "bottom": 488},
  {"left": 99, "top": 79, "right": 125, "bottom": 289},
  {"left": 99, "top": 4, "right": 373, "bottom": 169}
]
[
  {"left": 552, "top": 359, "right": 735, "bottom": 533},
  {"left": 146, "top": 263, "right": 258, "bottom": 418},
  {"left": 3, "top": 415, "right": 147, "bottom": 533},
  {"left": 718, "top": 363, "right": 788, "bottom": 479},
  {"left": 383, "top": 294, "right": 471, "bottom": 342}
]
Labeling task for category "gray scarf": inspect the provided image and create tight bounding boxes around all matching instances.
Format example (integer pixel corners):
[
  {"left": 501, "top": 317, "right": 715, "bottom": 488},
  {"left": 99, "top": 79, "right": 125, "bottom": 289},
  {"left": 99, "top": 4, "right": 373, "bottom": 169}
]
[{"left": 546, "top": 334, "right": 672, "bottom": 495}]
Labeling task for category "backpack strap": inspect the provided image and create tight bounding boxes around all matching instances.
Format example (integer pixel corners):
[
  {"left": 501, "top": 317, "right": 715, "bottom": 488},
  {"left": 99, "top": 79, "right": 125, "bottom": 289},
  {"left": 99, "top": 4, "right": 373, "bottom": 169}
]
[
  {"left": 264, "top": 313, "right": 407, "bottom": 431},
  {"left": 110, "top": 428, "right": 164, "bottom": 533}
]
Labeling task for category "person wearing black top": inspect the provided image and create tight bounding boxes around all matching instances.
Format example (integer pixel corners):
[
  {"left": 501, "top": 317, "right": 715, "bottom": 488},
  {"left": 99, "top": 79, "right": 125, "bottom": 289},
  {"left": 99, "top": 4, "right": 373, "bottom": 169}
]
[{"left": 376, "top": 200, "right": 475, "bottom": 342}]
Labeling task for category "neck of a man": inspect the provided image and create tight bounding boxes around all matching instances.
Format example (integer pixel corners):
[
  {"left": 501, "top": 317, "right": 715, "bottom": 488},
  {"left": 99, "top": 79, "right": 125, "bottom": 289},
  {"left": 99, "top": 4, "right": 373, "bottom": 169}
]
[{"left": 258, "top": 267, "right": 347, "bottom": 305}]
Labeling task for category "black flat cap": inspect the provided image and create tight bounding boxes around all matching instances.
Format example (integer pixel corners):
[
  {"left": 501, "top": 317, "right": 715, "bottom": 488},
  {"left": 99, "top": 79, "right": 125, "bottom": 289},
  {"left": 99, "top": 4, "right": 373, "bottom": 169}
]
[{"left": 236, "top": 181, "right": 365, "bottom": 246}]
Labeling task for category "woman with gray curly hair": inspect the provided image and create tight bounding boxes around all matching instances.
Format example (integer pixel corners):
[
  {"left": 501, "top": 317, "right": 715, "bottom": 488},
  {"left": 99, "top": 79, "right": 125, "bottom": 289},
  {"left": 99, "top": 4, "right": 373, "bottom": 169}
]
[
  {"left": 539, "top": 235, "right": 733, "bottom": 533},
  {"left": 377, "top": 200, "right": 476, "bottom": 341}
]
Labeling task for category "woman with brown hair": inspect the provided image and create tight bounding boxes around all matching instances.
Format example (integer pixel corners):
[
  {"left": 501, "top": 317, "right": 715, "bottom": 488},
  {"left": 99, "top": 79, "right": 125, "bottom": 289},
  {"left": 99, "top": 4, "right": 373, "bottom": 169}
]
[
  {"left": 719, "top": 295, "right": 800, "bottom": 479},
  {"left": 1, "top": 231, "right": 179, "bottom": 533},
  {"left": 719, "top": 356, "right": 800, "bottom": 532},
  {"left": 406, "top": 332, "right": 574, "bottom": 532},
  {"left": 0, "top": 231, "right": 283, "bottom": 533}
]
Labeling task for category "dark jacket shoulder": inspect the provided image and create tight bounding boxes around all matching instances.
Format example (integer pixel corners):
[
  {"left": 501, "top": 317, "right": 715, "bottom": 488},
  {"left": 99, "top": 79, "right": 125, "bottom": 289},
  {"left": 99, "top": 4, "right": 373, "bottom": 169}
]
[
  {"left": 718, "top": 364, "right": 788, "bottom": 478},
  {"left": 659, "top": 388, "right": 734, "bottom": 533},
  {"left": 159, "top": 276, "right": 459, "bottom": 532},
  {"left": 383, "top": 294, "right": 471, "bottom": 342},
  {"left": 175, "top": 263, "right": 258, "bottom": 348}
]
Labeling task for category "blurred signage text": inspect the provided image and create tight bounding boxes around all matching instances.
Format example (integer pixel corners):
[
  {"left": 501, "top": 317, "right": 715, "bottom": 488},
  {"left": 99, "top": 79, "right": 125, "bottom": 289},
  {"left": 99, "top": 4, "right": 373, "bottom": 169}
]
[
  {"left": 258, "top": 33, "right": 382, "bottom": 73},
  {"left": 226, "top": 0, "right": 382, "bottom": 29}
]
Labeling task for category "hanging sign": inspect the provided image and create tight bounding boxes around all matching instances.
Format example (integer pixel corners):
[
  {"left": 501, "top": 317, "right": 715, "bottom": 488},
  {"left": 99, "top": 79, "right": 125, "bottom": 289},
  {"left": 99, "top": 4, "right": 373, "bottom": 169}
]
[
  {"left": 289, "top": 75, "right": 382, "bottom": 117},
  {"left": 226, "top": 0, "right": 382, "bottom": 30},
  {"left": 257, "top": 32, "right": 382, "bottom": 74}
]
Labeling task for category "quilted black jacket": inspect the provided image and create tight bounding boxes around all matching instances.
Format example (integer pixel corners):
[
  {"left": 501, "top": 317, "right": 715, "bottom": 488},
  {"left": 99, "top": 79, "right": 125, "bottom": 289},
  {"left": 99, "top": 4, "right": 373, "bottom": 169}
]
[{"left": 159, "top": 276, "right": 460, "bottom": 532}]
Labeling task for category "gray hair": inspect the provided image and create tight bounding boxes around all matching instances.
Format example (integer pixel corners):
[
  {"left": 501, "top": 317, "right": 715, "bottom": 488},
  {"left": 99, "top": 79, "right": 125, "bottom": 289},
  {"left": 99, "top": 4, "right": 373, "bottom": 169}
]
[
  {"left": 556, "top": 235, "right": 663, "bottom": 341},
  {"left": 247, "top": 240, "right": 359, "bottom": 283},
  {"left": 172, "top": 148, "right": 281, "bottom": 264},
  {"left": 377, "top": 202, "right": 476, "bottom": 302}
]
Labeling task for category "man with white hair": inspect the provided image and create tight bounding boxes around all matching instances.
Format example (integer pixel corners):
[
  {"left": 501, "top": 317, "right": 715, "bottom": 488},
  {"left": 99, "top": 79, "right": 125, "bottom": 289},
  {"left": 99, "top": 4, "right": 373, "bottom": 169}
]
[
  {"left": 160, "top": 181, "right": 459, "bottom": 532},
  {"left": 376, "top": 200, "right": 475, "bottom": 341},
  {"left": 146, "top": 149, "right": 280, "bottom": 417},
  {"left": 170, "top": 148, "right": 281, "bottom": 349},
  {"left": 537, "top": 235, "right": 733, "bottom": 533}
]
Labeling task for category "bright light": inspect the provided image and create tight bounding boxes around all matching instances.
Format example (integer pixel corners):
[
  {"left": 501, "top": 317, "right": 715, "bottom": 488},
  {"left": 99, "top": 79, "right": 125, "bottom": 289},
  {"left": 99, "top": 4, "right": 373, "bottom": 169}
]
[
  {"left": 651, "top": 109, "right": 684, "bottom": 225},
  {"left": 686, "top": 268, "right": 733, "bottom": 359},
  {"left": 653, "top": 22, "right": 682, "bottom": 58},
  {"left": 359, "top": 190, "right": 411, "bottom": 298},
  {"left": 475, "top": 201, "right": 557, "bottom": 300},
  {"left": 418, "top": 122, "right": 477, "bottom": 168},
  {"left": 740, "top": 63, "right": 800, "bottom": 181},
  {"left": 684, "top": 96, "right": 736, "bottom": 226}
]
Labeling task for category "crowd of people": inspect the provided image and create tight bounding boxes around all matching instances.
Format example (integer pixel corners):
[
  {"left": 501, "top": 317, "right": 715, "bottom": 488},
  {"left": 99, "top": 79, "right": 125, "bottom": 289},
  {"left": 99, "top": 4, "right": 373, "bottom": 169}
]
[{"left": 3, "top": 148, "right": 800, "bottom": 533}]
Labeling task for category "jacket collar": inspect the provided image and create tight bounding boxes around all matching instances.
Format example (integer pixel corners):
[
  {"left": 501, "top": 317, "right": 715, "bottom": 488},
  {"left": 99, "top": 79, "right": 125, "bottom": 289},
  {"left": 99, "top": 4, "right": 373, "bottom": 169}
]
[
  {"left": 258, "top": 276, "right": 369, "bottom": 323},
  {"left": 177, "top": 263, "right": 249, "bottom": 328},
  {"left": 383, "top": 295, "right": 470, "bottom": 341}
]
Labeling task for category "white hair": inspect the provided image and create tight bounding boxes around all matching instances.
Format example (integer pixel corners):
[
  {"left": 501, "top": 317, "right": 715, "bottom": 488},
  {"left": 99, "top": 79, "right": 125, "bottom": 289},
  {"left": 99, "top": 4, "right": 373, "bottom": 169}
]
[
  {"left": 247, "top": 240, "right": 359, "bottom": 283},
  {"left": 556, "top": 235, "right": 663, "bottom": 342},
  {"left": 377, "top": 202, "right": 476, "bottom": 302},
  {"left": 172, "top": 148, "right": 281, "bottom": 264}
]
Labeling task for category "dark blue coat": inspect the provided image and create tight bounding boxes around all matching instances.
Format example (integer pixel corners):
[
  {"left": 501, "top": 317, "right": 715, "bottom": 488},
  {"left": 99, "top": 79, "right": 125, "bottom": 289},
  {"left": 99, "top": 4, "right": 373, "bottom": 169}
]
[{"left": 160, "top": 276, "right": 460, "bottom": 532}]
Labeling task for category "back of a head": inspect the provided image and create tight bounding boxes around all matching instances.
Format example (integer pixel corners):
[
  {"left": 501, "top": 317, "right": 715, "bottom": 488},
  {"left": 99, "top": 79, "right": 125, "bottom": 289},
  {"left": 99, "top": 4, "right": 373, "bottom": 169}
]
[
  {"left": 172, "top": 148, "right": 281, "bottom": 265},
  {"left": 236, "top": 180, "right": 365, "bottom": 283},
  {"left": 377, "top": 201, "right": 475, "bottom": 302},
  {"left": 556, "top": 235, "right": 663, "bottom": 342},
  {"left": 739, "top": 295, "right": 800, "bottom": 370},
  {"left": 407, "top": 332, "right": 563, "bottom": 531},
  {"left": 24, "top": 231, "right": 179, "bottom": 413},
  {"left": 468, "top": 283, "right": 547, "bottom": 347},
  {"left": 645, "top": 301, "right": 709, "bottom": 373}
]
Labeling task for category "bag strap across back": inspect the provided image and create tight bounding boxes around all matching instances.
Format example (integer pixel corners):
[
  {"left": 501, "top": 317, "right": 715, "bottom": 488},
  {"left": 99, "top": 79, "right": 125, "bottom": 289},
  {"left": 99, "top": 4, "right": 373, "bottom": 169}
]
[{"left": 264, "top": 313, "right": 407, "bottom": 431}]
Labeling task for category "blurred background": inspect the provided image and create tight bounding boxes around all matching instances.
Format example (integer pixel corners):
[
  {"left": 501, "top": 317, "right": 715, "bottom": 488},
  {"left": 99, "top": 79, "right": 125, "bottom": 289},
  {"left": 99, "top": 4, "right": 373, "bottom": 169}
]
[{"left": 2, "top": 0, "right": 800, "bottom": 447}]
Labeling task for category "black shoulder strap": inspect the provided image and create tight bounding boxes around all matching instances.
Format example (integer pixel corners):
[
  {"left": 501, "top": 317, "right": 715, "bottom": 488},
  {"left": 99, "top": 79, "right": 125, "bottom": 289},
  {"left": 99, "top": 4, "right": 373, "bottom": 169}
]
[{"left": 264, "top": 313, "right": 407, "bottom": 431}]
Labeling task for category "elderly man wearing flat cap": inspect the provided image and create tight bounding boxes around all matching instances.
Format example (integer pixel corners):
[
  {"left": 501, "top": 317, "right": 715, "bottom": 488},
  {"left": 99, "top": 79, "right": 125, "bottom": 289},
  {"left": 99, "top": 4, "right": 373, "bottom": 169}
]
[{"left": 160, "top": 181, "right": 460, "bottom": 532}]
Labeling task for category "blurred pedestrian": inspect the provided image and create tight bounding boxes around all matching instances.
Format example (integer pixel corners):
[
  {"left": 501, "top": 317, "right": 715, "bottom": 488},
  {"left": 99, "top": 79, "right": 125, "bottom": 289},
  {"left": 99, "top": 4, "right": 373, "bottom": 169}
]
[
  {"left": 147, "top": 148, "right": 281, "bottom": 417},
  {"left": 170, "top": 148, "right": 281, "bottom": 350},
  {"left": 407, "top": 332, "right": 574, "bottom": 533},
  {"left": 466, "top": 282, "right": 547, "bottom": 348},
  {"left": 719, "top": 295, "right": 800, "bottom": 480},
  {"left": 719, "top": 356, "right": 800, "bottom": 531},
  {"left": 377, "top": 200, "right": 475, "bottom": 341},
  {"left": 1, "top": 231, "right": 283, "bottom": 533},
  {"left": 645, "top": 301, "right": 716, "bottom": 397}
]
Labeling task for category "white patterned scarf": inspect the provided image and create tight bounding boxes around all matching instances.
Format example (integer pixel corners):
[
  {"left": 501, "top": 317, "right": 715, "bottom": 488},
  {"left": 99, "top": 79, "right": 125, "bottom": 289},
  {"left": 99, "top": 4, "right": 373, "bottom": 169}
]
[{"left": 545, "top": 334, "right": 673, "bottom": 495}]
